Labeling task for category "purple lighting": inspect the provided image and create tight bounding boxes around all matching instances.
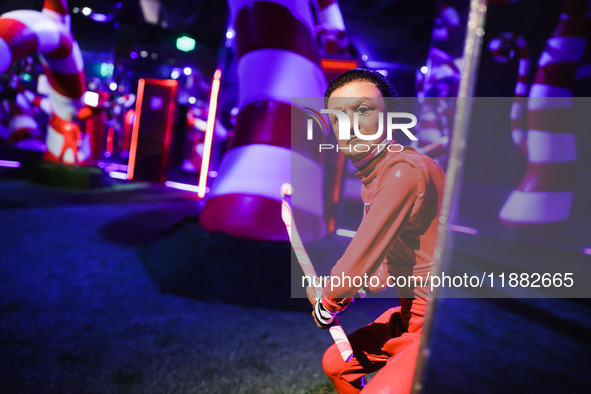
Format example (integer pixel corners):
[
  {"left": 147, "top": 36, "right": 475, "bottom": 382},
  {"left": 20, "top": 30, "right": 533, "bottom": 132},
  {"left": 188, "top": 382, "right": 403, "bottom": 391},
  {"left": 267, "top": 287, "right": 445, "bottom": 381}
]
[
  {"left": 164, "top": 181, "right": 209, "bottom": 194},
  {"left": 0, "top": 160, "right": 21, "bottom": 168},
  {"left": 89, "top": 13, "right": 113, "bottom": 23},
  {"left": 130, "top": 51, "right": 138, "bottom": 59},
  {"left": 98, "top": 162, "right": 129, "bottom": 173},
  {"left": 583, "top": 248, "right": 591, "bottom": 256},
  {"left": 451, "top": 224, "right": 478, "bottom": 236},
  {"left": 109, "top": 171, "right": 128, "bottom": 180}
]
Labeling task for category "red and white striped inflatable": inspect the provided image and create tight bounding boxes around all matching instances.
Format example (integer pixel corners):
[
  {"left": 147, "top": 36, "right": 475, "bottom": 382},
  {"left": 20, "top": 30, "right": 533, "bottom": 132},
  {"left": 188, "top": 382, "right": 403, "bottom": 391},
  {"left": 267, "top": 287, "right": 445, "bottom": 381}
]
[
  {"left": 199, "top": 0, "right": 327, "bottom": 241},
  {"left": 0, "top": 0, "right": 88, "bottom": 165},
  {"left": 42, "top": 0, "right": 71, "bottom": 31},
  {"left": 432, "top": 2, "right": 460, "bottom": 42},
  {"left": 416, "top": 50, "right": 459, "bottom": 109},
  {"left": 415, "top": 1, "right": 462, "bottom": 168},
  {"left": 316, "top": 0, "right": 349, "bottom": 55},
  {"left": 18, "top": 82, "right": 51, "bottom": 115},
  {"left": 1, "top": 71, "right": 43, "bottom": 148},
  {"left": 489, "top": 32, "right": 530, "bottom": 152},
  {"left": 499, "top": 0, "right": 588, "bottom": 225},
  {"left": 7, "top": 91, "right": 41, "bottom": 147}
]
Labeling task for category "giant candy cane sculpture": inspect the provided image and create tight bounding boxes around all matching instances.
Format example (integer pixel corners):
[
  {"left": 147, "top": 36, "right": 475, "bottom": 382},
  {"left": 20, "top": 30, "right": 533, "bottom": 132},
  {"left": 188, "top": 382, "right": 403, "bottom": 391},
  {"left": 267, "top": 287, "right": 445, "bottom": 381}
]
[
  {"left": 316, "top": 0, "right": 350, "bottom": 55},
  {"left": 0, "top": 0, "right": 88, "bottom": 165},
  {"left": 280, "top": 183, "right": 353, "bottom": 363},
  {"left": 488, "top": 32, "right": 530, "bottom": 153},
  {"left": 415, "top": 2, "right": 462, "bottom": 169},
  {"left": 498, "top": 0, "right": 587, "bottom": 225}
]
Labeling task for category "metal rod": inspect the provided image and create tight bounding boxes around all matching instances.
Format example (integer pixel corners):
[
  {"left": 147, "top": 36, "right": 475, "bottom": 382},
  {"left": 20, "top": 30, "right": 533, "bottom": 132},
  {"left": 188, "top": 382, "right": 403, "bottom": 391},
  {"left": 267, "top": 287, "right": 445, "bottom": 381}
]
[{"left": 412, "top": 1, "right": 488, "bottom": 392}]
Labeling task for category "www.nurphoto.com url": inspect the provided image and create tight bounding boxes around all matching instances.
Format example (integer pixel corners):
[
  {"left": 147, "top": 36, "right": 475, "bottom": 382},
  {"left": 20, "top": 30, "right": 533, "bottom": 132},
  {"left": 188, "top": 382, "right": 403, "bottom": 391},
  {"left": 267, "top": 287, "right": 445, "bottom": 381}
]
[{"left": 302, "top": 272, "right": 575, "bottom": 292}]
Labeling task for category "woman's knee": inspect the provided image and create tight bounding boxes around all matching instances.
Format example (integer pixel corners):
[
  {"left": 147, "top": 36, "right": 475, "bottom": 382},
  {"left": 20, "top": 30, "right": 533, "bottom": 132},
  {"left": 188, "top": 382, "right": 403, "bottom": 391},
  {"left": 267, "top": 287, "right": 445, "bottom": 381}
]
[{"left": 322, "top": 343, "right": 348, "bottom": 378}]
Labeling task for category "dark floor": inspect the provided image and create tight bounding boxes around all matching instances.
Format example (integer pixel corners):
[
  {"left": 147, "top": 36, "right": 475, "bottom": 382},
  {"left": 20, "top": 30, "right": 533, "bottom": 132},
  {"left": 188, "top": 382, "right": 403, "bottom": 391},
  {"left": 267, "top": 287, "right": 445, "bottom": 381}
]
[
  {"left": 1, "top": 171, "right": 590, "bottom": 393},
  {"left": 0, "top": 176, "right": 396, "bottom": 393}
]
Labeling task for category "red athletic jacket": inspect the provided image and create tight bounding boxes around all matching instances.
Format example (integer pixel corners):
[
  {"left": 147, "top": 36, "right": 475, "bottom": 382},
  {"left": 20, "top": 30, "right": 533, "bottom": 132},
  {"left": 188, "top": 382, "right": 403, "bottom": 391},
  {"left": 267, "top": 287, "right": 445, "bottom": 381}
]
[{"left": 322, "top": 146, "right": 445, "bottom": 332}]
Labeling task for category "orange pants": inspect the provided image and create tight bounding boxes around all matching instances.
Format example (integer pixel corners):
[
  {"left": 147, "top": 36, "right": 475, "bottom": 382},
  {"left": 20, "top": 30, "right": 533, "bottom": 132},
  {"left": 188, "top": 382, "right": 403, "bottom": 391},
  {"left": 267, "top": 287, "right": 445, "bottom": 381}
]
[{"left": 322, "top": 307, "right": 422, "bottom": 394}]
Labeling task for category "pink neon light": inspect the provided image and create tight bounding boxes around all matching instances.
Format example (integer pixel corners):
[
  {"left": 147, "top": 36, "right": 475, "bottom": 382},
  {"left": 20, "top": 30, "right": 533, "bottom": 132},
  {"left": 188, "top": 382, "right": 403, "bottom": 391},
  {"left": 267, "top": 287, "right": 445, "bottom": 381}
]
[
  {"left": 583, "top": 248, "right": 591, "bottom": 256},
  {"left": 127, "top": 79, "right": 177, "bottom": 181},
  {"left": 127, "top": 78, "right": 145, "bottom": 180},
  {"left": 0, "top": 160, "right": 21, "bottom": 168},
  {"left": 198, "top": 69, "right": 222, "bottom": 198}
]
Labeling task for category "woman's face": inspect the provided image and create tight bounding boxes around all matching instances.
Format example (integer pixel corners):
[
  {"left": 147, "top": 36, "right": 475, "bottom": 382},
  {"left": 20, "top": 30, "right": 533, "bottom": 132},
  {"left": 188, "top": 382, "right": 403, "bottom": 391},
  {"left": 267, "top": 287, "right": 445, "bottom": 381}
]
[{"left": 326, "top": 80, "right": 387, "bottom": 161}]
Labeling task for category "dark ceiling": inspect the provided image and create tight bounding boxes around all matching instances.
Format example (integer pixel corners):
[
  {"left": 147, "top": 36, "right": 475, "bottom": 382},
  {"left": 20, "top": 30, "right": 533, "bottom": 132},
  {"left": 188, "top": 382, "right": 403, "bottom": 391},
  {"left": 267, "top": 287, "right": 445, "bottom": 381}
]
[
  {"left": 0, "top": 0, "right": 566, "bottom": 98},
  {"left": 0, "top": 0, "right": 435, "bottom": 66}
]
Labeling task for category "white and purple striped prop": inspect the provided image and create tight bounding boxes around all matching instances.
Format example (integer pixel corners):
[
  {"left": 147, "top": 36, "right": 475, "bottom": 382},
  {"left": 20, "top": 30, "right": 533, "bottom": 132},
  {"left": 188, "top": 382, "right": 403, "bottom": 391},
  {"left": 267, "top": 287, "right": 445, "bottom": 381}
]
[
  {"left": 489, "top": 32, "right": 530, "bottom": 151},
  {"left": 499, "top": 0, "right": 587, "bottom": 225},
  {"left": 280, "top": 183, "right": 353, "bottom": 363}
]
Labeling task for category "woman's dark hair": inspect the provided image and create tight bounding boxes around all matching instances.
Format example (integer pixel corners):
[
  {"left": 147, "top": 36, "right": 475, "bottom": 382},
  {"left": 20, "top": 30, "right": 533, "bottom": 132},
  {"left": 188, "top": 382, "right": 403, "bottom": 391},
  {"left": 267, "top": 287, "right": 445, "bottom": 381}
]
[{"left": 324, "top": 68, "right": 399, "bottom": 110}]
